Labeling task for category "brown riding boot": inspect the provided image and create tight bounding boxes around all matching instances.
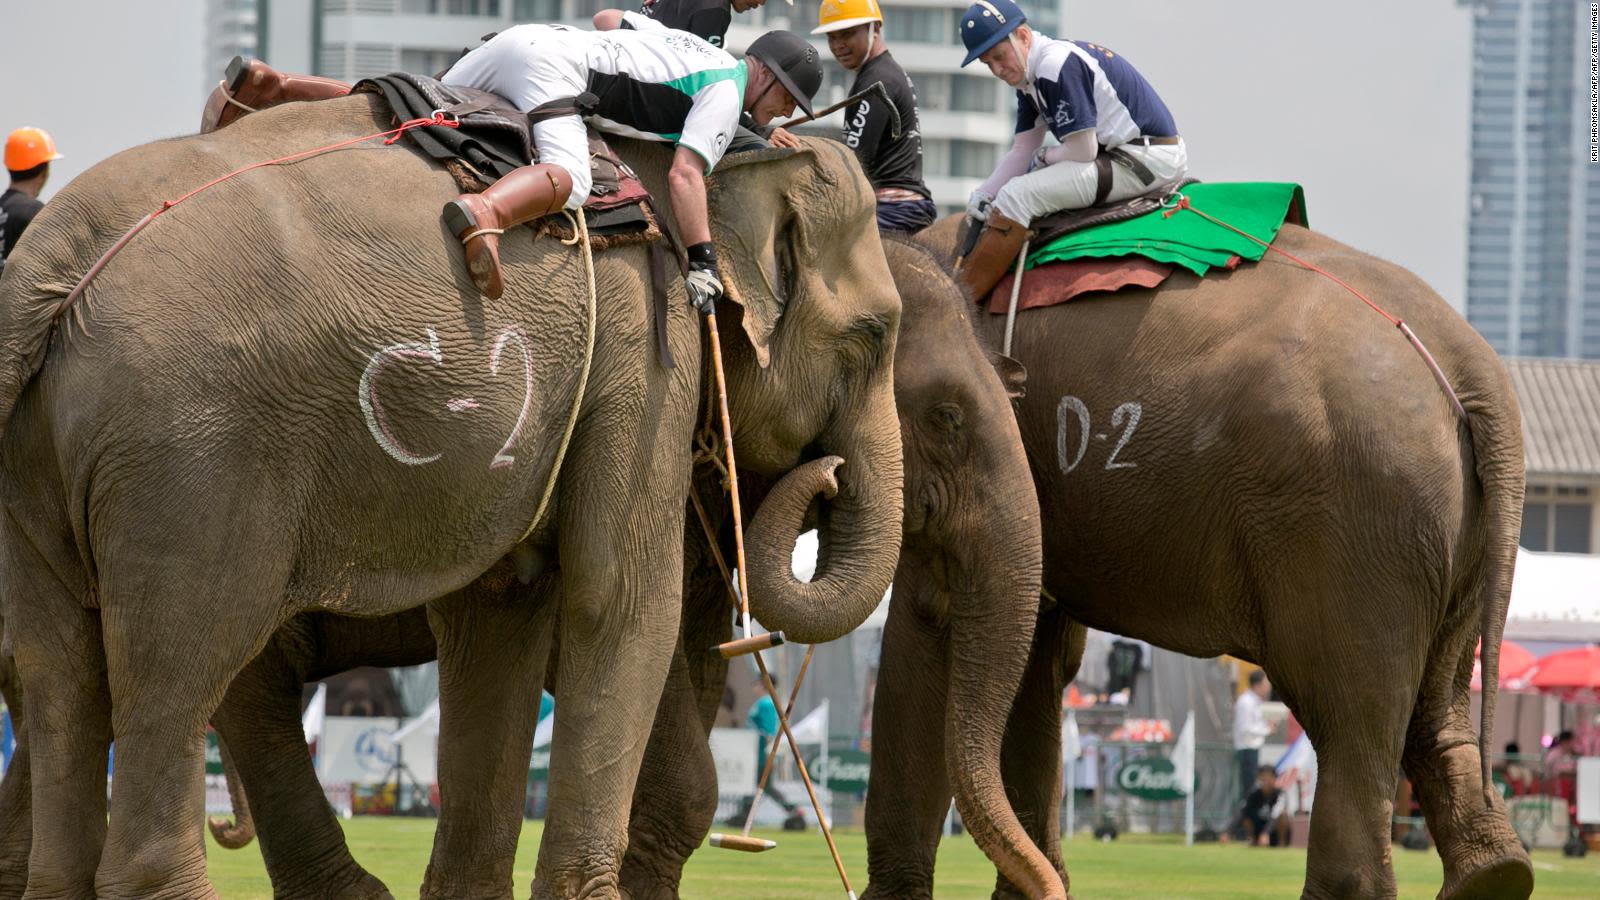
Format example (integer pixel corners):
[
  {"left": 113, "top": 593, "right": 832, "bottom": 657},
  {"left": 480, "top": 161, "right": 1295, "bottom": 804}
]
[
  {"left": 200, "top": 56, "right": 351, "bottom": 134},
  {"left": 958, "top": 211, "right": 1031, "bottom": 303},
  {"left": 442, "top": 164, "right": 575, "bottom": 299}
]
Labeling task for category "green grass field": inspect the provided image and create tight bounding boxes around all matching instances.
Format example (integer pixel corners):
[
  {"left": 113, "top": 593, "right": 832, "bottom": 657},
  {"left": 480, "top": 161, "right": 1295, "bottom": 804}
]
[{"left": 205, "top": 816, "right": 1600, "bottom": 898}]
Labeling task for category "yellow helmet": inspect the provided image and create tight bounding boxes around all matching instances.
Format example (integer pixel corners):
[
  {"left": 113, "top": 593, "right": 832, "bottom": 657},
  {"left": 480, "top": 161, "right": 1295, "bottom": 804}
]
[{"left": 812, "top": 0, "right": 883, "bottom": 35}]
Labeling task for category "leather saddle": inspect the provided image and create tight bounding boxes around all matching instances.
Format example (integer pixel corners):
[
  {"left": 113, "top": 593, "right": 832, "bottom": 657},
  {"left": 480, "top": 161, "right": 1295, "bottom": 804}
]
[
  {"left": 1029, "top": 178, "right": 1200, "bottom": 247},
  {"left": 352, "top": 73, "right": 649, "bottom": 217}
]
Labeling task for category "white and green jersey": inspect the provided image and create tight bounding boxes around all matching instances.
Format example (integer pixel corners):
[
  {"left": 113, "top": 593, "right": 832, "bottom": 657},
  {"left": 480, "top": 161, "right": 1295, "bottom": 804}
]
[{"left": 444, "top": 22, "right": 746, "bottom": 173}]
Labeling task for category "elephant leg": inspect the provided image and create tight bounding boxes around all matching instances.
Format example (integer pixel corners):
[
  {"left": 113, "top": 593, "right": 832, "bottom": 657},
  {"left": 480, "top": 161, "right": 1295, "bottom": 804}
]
[
  {"left": 210, "top": 624, "right": 391, "bottom": 900},
  {"left": 1265, "top": 583, "right": 1425, "bottom": 900},
  {"left": 2, "top": 529, "right": 109, "bottom": 900},
  {"left": 532, "top": 433, "right": 688, "bottom": 900},
  {"left": 617, "top": 550, "right": 732, "bottom": 900},
  {"left": 0, "top": 644, "right": 33, "bottom": 899},
  {"left": 422, "top": 573, "right": 557, "bottom": 900},
  {"left": 863, "top": 562, "right": 951, "bottom": 900},
  {"left": 92, "top": 560, "right": 287, "bottom": 899},
  {"left": 617, "top": 645, "right": 721, "bottom": 900},
  {"left": 1400, "top": 610, "right": 1531, "bottom": 900},
  {"left": 992, "top": 607, "right": 1084, "bottom": 900}
]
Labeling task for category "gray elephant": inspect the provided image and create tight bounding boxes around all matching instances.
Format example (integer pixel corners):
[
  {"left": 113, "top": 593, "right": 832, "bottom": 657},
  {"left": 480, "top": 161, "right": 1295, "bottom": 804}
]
[
  {"left": 863, "top": 218, "right": 1532, "bottom": 900},
  {"left": 142, "top": 235, "right": 1055, "bottom": 899},
  {"left": 0, "top": 89, "right": 901, "bottom": 899}
]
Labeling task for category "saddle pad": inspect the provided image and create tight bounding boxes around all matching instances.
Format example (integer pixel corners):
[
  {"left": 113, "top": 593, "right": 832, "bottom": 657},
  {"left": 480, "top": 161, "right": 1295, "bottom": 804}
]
[
  {"left": 986, "top": 256, "right": 1177, "bottom": 315},
  {"left": 1024, "top": 182, "right": 1307, "bottom": 278}
]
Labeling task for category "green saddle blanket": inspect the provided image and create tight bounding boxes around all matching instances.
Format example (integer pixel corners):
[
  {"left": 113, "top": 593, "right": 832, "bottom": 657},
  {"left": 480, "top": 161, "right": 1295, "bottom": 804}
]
[{"left": 1025, "top": 182, "right": 1308, "bottom": 278}]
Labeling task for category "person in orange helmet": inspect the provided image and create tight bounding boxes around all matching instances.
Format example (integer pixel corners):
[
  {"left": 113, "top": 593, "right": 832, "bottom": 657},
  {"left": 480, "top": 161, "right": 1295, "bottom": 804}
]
[{"left": 3, "top": 127, "right": 63, "bottom": 259}]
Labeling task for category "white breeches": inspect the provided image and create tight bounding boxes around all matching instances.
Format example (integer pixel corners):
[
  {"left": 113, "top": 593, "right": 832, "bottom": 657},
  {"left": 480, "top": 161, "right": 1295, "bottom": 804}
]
[
  {"left": 442, "top": 25, "right": 593, "bottom": 209},
  {"left": 992, "top": 139, "right": 1189, "bottom": 225}
]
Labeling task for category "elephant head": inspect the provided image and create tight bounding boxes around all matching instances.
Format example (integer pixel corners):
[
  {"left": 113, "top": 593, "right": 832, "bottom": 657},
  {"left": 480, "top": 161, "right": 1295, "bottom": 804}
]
[
  {"left": 690, "top": 140, "right": 904, "bottom": 646},
  {"left": 869, "top": 237, "right": 1058, "bottom": 897}
]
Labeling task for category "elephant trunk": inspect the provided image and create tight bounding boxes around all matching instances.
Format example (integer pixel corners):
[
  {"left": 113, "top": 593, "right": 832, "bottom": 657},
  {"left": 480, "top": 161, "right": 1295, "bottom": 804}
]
[
  {"left": 939, "top": 396, "right": 1057, "bottom": 897},
  {"left": 943, "top": 563, "right": 1060, "bottom": 899},
  {"left": 746, "top": 416, "right": 903, "bottom": 645},
  {"left": 207, "top": 733, "right": 258, "bottom": 850}
]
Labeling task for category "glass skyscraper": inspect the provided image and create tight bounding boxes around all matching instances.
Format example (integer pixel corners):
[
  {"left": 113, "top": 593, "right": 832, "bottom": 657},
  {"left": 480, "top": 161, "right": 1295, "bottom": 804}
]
[{"left": 1465, "top": 0, "right": 1600, "bottom": 359}]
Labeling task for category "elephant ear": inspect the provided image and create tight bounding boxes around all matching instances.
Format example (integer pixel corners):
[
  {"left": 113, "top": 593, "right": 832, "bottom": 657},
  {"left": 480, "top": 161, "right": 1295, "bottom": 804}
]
[
  {"left": 988, "top": 351, "right": 1028, "bottom": 399},
  {"left": 706, "top": 146, "right": 816, "bottom": 367}
]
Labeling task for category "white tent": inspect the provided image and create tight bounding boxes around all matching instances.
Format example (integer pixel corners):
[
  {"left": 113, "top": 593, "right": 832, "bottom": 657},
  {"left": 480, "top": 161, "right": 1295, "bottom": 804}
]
[{"left": 1505, "top": 549, "right": 1600, "bottom": 643}]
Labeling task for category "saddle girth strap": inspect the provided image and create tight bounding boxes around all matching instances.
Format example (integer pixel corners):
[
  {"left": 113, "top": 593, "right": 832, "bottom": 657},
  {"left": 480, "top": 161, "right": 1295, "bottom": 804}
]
[
  {"left": 527, "top": 92, "right": 599, "bottom": 125},
  {"left": 1093, "top": 146, "right": 1158, "bottom": 206}
]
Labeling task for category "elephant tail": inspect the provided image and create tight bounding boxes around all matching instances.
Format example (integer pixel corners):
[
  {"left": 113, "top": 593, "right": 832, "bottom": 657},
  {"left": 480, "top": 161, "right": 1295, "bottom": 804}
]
[
  {"left": 1459, "top": 359, "right": 1525, "bottom": 807},
  {"left": 207, "top": 732, "right": 258, "bottom": 850}
]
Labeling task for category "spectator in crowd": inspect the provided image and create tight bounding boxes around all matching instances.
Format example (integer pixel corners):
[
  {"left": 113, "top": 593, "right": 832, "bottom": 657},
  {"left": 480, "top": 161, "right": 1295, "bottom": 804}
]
[
  {"left": 1236, "top": 765, "right": 1292, "bottom": 847},
  {"left": 1500, "top": 741, "right": 1536, "bottom": 797},
  {"left": 1545, "top": 730, "right": 1578, "bottom": 822},
  {"left": 726, "top": 676, "right": 806, "bottom": 829},
  {"left": 1233, "top": 669, "right": 1273, "bottom": 807},
  {"left": 1104, "top": 638, "right": 1144, "bottom": 704}
]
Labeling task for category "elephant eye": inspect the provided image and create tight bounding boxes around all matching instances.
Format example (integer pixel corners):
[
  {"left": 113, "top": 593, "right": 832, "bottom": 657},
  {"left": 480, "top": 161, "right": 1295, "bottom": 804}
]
[
  {"left": 927, "top": 401, "right": 964, "bottom": 433},
  {"left": 774, "top": 236, "right": 796, "bottom": 310}
]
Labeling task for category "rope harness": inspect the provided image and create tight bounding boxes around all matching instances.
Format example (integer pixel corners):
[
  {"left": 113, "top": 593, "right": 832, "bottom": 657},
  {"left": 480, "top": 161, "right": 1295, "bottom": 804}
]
[
  {"left": 1159, "top": 193, "right": 1469, "bottom": 422},
  {"left": 53, "top": 112, "right": 461, "bottom": 331},
  {"left": 215, "top": 77, "right": 259, "bottom": 117},
  {"left": 518, "top": 207, "right": 596, "bottom": 542}
]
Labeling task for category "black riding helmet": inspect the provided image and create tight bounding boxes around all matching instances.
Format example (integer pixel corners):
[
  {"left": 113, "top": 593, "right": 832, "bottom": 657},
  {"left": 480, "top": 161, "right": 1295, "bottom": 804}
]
[{"left": 745, "top": 31, "right": 823, "bottom": 117}]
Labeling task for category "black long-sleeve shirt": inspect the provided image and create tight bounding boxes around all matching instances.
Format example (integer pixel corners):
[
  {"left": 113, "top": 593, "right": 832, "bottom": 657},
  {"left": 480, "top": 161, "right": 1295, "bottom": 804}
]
[
  {"left": 638, "top": 0, "right": 734, "bottom": 48},
  {"left": 840, "top": 51, "right": 929, "bottom": 199},
  {"left": 1, "top": 189, "right": 44, "bottom": 259}
]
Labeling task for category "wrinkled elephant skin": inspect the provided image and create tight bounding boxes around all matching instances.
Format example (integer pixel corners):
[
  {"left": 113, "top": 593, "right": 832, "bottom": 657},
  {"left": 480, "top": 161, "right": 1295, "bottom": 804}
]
[
  {"left": 891, "top": 217, "right": 1533, "bottom": 900},
  {"left": 0, "top": 92, "right": 900, "bottom": 900}
]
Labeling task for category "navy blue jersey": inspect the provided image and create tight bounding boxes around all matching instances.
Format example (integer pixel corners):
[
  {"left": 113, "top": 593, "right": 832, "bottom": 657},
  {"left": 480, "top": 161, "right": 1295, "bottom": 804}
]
[{"left": 1014, "top": 36, "right": 1176, "bottom": 146}]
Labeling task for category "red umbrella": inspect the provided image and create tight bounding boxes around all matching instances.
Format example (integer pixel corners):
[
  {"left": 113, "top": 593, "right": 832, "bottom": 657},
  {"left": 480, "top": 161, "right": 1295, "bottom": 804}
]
[
  {"left": 1523, "top": 645, "right": 1600, "bottom": 699},
  {"left": 1470, "top": 639, "right": 1537, "bottom": 691}
]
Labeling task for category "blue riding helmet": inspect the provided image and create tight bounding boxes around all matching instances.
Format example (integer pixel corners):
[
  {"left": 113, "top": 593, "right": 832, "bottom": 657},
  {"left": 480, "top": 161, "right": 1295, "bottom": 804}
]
[{"left": 959, "top": 0, "right": 1027, "bottom": 67}]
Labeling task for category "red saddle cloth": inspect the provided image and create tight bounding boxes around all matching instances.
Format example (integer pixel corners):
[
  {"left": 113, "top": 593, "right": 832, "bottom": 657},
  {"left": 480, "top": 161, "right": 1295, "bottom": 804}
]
[{"left": 984, "top": 254, "right": 1240, "bottom": 314}]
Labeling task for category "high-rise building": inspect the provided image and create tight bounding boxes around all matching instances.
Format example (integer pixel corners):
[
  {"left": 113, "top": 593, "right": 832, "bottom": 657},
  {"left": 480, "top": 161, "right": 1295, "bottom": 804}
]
[
  {"left": 1464, "top": 0, "right": 1600, "bottom": 359},
  {"left": 224, "top": 0, "right": 1069, "bottom": 211}
]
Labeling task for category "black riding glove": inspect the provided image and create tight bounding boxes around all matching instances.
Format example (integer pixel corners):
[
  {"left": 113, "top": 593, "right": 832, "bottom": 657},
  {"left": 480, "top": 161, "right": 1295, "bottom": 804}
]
[{"left": 685, "top": 242, "right": 724, "bottom": 315}]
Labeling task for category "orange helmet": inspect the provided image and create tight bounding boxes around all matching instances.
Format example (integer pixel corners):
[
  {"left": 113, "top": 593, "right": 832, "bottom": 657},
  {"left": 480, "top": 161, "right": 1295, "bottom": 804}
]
[{"left": 5, "top": 127, "right": 63, "bottom": 173}]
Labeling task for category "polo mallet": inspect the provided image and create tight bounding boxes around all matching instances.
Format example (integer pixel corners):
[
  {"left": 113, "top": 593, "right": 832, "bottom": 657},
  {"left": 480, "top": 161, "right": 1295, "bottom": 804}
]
[
  {"left": 953, "top": 215, "right": 983, "bottom": 271},
  {"left": 784, "top": 81, "right": 902, "bottom": 141},
  {"left": 740, "top": 645, "right": 816, "bottom": 836},
  {"left": 699, "top": 306, "right": 760, "bottom": 644},
  {"left": 694, "top": 309, "right": 855, "bottom": 897}
]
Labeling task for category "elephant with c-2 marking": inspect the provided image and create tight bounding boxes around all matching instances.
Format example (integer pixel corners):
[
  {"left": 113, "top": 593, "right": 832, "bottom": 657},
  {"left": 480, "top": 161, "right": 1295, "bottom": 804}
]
[{"left": 0, "top": 89, "right": 903, "bottom": 898}]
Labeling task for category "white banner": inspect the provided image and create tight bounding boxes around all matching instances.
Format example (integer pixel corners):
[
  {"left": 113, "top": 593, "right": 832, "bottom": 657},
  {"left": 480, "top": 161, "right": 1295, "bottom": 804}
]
[
  {"left": 317, "top": 716, "right": 437, "bottom": 785},
  {"left": 709, "top": 727, "right": 759, "bottom": 795}
]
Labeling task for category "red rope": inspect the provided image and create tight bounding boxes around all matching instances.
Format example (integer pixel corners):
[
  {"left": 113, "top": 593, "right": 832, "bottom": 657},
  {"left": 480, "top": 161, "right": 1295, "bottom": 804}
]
[
  {"left": 1161, "top": 193, "right": 1468, "bottom": 421},
  {"left": 55, "top": 112, "right": 458, "bottom": 319}
]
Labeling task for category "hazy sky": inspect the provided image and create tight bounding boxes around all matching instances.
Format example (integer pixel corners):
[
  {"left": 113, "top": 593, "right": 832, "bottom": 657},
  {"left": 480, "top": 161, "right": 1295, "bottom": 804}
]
[
  {"left": 1067, "top": 1, "right": 1474, "bottom": 307},
  {"left": 1, "top": 1, "right": 1473, "bottom": 306}
]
